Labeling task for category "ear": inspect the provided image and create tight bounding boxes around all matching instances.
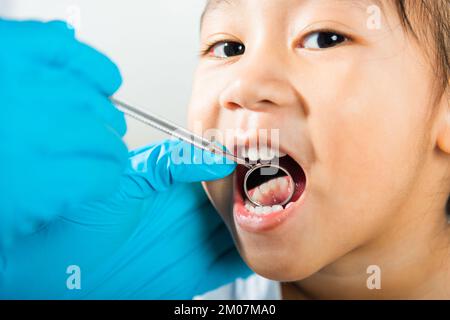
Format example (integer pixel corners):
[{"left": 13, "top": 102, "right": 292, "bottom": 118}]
[{"left": 436, "top": 94, "right": 450, "bottom": 154}]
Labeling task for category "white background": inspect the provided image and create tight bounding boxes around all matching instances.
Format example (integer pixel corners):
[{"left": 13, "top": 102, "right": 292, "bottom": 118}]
[{"left": 1, "top": 0, "right": 205, "bottom": 149}]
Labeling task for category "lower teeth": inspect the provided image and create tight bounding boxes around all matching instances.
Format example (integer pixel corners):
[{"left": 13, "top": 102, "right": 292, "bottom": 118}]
[
  {"left": 245, "top": 200, "right": 293, "bottom": 215},
  {"left": 285, "top": 202, "right": 294, "bottom": 209}
]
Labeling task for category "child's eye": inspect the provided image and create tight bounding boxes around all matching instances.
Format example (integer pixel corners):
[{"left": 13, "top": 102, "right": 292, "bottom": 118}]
[
  {"left": 208, "top": 41, "right": 245, "bottom": 58},
  {"left": 301, "top": 31, "right": 348, "bottom": 49}
]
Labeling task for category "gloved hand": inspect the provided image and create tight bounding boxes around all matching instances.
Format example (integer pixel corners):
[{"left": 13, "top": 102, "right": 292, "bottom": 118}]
[
  {"left": 0, "top": 140, "right": 252, "bottom": 299},
  {"left": 0, "top": 19, "right": 127, "bottom": 249}
]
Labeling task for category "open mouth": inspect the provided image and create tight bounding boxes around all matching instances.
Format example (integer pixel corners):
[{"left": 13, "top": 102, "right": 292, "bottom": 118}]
[{"left": 233, "top": 148, "right": 307, "bottom": 232}]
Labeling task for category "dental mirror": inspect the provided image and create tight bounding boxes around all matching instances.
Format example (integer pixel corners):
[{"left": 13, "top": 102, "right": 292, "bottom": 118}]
[{"left": 243, "top": 163, "right": 295, "bottom": 207}]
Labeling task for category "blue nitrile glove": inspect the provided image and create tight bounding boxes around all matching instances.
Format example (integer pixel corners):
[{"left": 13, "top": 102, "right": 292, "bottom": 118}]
[
  {"left": 0, "top": 19, "right": 127, "bottom": 249},
  {"left": 0, "top": 140, "right": 252, "bottom": 299}
]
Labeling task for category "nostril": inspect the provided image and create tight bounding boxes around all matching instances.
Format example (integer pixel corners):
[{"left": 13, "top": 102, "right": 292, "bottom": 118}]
[{"left": 224, "top": 102, "right": 242, "bottom": 110}]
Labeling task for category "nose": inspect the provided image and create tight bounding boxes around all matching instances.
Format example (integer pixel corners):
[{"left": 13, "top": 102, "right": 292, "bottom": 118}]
[{"left": 218, "top": 54, "right": 302, "bottom": 113}]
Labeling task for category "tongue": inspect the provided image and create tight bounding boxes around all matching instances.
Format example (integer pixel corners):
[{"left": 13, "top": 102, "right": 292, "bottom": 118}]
[{"left": 248, "top": 176, "right": 293, "bottom": 206}]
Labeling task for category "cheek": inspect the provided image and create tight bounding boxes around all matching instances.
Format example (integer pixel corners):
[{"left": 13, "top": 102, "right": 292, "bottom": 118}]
[
  {"left": 187, "top": 66, "right": 229, "bottom": 132},
  {"left": 305, "top": 59, "right": 429, "bottom": 232}
]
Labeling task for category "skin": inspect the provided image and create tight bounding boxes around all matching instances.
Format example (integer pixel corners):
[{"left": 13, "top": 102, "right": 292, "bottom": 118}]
[{"left": 187, "top": 0, "right": 450, "bottom": 299}]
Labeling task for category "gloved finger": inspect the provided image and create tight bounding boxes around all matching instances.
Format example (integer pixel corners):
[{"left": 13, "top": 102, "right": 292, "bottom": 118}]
[
  {"left": 38, "top": 153, "right": 127, "bottom": 208},
  {"left": 1, "top": 152, "right": 127, "bottom": 249},
  {"left": 0, "top": 19, "right": 75, "bottom": 65},
  {"left": 169, "top": 140, "right": 236, "bottom": 182},
  {"left": 126, "top": 140, "right": 236, "bottom": 193},
  {"left": 0, "top": 19, "right": 122, "bottom": 96},
  {"left": 10, "top": 156, "right": 126, "bottom": 214},
  {"left": 65, "top": 41, "right": 123, "bottom": 96},
  {"left": 19, "top": 109, "right": 128, "bottom": 163},
  {"left": 4, "top": 62, "right": 127, "bottom": 138},
  {"left": 34, "top": 76, "right": 128, "bottom": 138},
  {"left": 7, "top": 91, "right": 127, "bottom": 141},
  {"left": 87, "top": 94, "right": 127, "bottom": 138}
]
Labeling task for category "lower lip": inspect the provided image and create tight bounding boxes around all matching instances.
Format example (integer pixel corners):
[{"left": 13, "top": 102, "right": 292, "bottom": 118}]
[{"left": 233, "top": 167, "right": 306, "bottom": 233}]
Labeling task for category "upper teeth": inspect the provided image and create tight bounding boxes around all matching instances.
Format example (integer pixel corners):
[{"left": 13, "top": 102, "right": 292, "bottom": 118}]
[{"left": 239, "top": 146, "right": 286, "bottom": 161}]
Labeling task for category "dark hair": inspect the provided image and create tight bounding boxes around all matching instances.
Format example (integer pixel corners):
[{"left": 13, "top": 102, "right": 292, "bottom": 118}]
[
  {"left": 394, "top": 0, "right": 449, "bottom": 99},
  {"left": 394, "top": 1, "right": 450, "bottom": 214}
]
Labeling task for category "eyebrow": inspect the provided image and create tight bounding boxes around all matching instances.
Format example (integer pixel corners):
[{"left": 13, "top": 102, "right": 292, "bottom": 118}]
[{"left": 200, "top": 0, "right": 384, "bottom": 30}]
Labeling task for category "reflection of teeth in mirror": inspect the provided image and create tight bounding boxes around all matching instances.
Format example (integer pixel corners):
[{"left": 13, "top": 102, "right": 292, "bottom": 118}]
[
  {"left": 251, "top": 187, "right": 262, "bottom": 201},
  {"left": 251, "top": 177, "right": 291, "bottom": 202},
  {"left": 278, "top": 176, "right": 288, "bottom": 189},
  {"left": 268, "top": 178, "right": 277, "bottom": 189},
  {"left": 259, "top": 181, "right": 269, "bottom": 193}
]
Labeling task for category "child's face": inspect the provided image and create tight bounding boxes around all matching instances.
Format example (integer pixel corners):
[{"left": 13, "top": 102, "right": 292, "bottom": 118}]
[{"left": 188, "top": 0, "right": 444, "bottom": 281}]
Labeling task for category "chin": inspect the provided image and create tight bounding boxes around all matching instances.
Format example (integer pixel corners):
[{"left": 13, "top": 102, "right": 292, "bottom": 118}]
[{"left": 231, "top": 219, "right": 323, "bottom": 281}]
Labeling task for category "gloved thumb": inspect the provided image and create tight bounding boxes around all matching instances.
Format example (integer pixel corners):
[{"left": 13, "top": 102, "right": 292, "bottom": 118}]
[{"left": 122, "top": 139, "right": 236, "bottom": 197}]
